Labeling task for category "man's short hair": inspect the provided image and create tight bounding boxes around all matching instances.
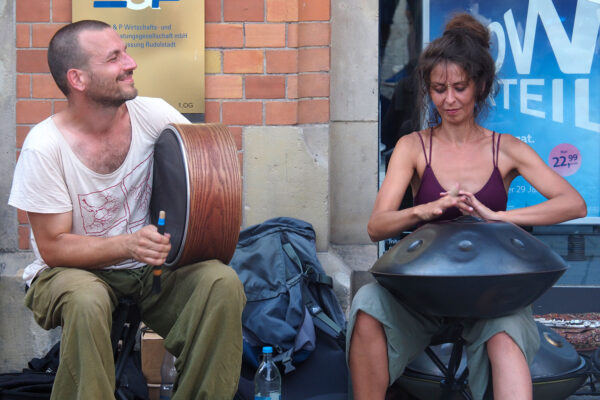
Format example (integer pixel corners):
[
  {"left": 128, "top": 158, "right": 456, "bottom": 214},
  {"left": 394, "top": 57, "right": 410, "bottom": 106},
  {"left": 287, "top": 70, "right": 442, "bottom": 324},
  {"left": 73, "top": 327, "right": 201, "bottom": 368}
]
[{"left": 48, "top": 20, "right": 111, "bottom": 96}]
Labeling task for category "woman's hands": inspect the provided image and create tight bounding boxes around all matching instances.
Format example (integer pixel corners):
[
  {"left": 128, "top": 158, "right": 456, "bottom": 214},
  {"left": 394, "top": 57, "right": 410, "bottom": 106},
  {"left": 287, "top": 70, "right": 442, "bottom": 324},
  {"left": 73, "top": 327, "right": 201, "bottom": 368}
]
[
  {"left": 427, "top": 183, "right": 501, "bottom": 222},
  {"left": 447, "top": 188, "right": 502, "bottom": 221},
  {"left": 415, "top": 189, "right": 466, "bottom": 221}
]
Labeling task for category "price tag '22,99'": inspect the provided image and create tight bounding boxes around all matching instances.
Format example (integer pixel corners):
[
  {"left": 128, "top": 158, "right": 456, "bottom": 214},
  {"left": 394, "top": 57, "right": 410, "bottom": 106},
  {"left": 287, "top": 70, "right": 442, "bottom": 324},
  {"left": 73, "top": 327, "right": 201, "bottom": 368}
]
[{"left": 548, "top": 143, "right": 581, "bottom": 177}]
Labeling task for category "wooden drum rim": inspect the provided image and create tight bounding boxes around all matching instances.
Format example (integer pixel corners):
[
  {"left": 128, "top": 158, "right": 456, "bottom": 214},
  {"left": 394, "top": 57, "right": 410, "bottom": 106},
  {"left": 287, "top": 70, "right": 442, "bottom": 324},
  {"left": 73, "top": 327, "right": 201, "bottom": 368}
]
[
  {"left": 165, "top": 124, "right": 192, "bottom": 267},
  {"left": 155, "top": 123, "right": 242, "bottom": 267}
]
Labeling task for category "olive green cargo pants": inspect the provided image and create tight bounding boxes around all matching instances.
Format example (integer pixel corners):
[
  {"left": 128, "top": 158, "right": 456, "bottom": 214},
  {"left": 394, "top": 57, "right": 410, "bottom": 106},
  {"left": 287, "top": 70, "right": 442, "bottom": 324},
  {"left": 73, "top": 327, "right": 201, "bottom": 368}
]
[{"left": 25, "top": 260, "right": 246, "bottom": 400}]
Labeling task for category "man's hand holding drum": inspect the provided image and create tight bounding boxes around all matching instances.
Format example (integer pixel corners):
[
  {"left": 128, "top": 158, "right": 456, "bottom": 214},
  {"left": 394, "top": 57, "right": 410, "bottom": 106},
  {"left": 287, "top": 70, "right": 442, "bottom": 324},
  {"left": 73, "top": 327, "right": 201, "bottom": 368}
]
[{"left": 127, "top": 224, "right": 171, "bottom": 267}]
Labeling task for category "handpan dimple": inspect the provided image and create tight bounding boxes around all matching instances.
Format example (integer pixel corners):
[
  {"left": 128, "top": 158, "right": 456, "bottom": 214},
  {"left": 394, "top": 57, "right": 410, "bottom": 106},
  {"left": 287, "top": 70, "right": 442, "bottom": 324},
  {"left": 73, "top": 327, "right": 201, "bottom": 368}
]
[
  {"left": 511, "top": 237, "right": 526, "bottom": 250},
  {"left": 407, "top": 239, "right": 423, "bottom": 252},
  {"left": 457, "top": 240, "right": 472, "bottom": 251}
]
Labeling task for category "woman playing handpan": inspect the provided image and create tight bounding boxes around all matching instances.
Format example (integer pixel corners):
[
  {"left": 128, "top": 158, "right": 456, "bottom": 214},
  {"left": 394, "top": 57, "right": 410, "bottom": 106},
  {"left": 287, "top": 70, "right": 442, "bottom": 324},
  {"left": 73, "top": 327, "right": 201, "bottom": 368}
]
[{"left": 348, "top": 13, "right": 586, "bottom": 400}]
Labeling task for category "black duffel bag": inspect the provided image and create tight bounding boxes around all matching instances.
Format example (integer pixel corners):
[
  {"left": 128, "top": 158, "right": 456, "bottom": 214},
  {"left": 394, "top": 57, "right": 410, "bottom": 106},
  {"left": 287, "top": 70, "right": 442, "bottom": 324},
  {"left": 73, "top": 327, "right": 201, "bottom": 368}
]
[{"left": 0, "top": 372, "right": 53, "bottom": 400}]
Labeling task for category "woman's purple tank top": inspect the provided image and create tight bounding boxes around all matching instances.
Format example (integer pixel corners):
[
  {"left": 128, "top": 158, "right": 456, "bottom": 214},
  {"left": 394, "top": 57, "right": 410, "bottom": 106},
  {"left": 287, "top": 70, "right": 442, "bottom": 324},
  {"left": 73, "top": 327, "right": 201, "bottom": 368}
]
[{"left": 413, "top": 130, "right": 507, "bottom": 222}]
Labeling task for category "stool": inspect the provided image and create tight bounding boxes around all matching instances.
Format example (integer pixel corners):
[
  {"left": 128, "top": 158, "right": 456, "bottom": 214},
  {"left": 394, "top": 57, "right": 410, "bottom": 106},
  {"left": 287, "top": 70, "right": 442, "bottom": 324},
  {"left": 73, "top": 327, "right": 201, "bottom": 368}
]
[
  {"left": 422, "top": 322, "right": 471, "bottom": 400},
  {"left": 110, "top": 298, "right": 145, "bottom": 400}
]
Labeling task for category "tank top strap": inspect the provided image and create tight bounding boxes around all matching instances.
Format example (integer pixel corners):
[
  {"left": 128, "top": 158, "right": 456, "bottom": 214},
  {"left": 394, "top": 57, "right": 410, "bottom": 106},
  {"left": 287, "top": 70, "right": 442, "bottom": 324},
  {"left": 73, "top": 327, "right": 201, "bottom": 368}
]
[
  {"left": 428, "top": 127, "right": 433, "bottom": 165},
  {"left": 492, "top": 131, "right": 501, "bottom": 167},
  {"left": 416, "top": 130, "right": 431, "bottom": 165}
]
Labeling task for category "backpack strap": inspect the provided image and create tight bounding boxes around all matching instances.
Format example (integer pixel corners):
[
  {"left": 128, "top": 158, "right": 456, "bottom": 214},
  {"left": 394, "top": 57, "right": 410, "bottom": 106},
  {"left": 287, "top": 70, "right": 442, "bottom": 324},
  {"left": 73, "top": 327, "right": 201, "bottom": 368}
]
[
  {"left": 307, "top": 301, "right": 344, "bottom": 338},
  {"left": 282, "top": 242, "right": 304, "bottom": 272},
  {"left": 282, "top": 243, "right": 332, "bottom": 287},
  {"left": 304, "top": 265, "right": 333, "bottom": 287},
  {"left": 282, "top": 243, "right": 343, "bottom": 338}
]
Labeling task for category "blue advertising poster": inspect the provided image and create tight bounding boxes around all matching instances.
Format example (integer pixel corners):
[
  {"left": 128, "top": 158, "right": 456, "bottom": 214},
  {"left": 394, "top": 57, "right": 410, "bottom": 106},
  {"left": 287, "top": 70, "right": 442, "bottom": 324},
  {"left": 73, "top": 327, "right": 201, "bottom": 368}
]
[{"left": 426, "top": 0, "right": 600, "bottom": 223}]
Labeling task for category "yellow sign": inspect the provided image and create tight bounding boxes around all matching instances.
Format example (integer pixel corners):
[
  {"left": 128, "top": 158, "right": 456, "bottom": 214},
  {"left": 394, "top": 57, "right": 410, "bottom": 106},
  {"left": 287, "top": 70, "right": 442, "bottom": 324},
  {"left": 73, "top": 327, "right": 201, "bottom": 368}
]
[{"left": 73, "top": 0, "right": 205, "bottom": 115}]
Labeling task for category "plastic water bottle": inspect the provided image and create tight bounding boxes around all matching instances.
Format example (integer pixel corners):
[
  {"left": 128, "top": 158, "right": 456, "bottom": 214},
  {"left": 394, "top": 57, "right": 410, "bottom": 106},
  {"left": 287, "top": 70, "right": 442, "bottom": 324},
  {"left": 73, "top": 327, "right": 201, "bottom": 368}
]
[
  {"left": 254, "top": 346, "right": 282, "bottom": 400},
  {"left": 160, "top": 351, "right": 177, "bottom": 400}
]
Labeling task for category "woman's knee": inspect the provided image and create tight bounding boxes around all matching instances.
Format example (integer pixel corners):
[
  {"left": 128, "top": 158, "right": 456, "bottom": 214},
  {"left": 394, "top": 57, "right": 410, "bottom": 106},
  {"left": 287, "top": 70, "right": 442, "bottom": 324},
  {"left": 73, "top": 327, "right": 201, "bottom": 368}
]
[
  {"left": 488, "top": 331, "right": 515, "bottom": 346},
  {"left": 352, "top": 311, "right": 385, "bottom": 341},
  {"left": 487, "top": 331, "right": 522, "bottom": 360}
]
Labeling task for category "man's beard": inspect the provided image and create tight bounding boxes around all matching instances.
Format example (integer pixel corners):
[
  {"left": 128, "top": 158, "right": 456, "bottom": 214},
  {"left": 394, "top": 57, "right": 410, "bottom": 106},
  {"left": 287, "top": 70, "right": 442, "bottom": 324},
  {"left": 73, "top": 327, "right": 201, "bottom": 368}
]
[{"left": 87, "top": 71, "right": 138, "bottom": 107}]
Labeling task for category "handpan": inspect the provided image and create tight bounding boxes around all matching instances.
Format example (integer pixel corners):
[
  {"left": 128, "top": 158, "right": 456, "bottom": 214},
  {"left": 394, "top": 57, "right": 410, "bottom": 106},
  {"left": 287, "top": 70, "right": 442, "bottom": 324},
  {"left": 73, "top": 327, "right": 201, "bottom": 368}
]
[
  {"left": 370, "top": 215, "right": 568, "bottom": 318},
  {"left": 150, "top": 123, "right": 242, "bottom": 268}
]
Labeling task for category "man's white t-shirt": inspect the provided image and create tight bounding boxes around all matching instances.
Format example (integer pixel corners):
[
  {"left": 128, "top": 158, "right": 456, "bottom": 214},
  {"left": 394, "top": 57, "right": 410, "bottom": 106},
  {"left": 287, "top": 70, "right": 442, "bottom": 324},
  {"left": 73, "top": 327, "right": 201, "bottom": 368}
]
[{"left": 8, "top": 97, "right": 189, "bottom": 285}]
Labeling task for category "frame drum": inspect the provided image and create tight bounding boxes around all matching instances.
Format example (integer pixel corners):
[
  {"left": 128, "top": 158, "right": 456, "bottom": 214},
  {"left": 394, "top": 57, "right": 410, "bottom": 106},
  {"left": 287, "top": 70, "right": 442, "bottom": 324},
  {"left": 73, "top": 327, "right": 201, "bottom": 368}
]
[{"left": 150, "top": 123, "right": 241, "bottom": 268}]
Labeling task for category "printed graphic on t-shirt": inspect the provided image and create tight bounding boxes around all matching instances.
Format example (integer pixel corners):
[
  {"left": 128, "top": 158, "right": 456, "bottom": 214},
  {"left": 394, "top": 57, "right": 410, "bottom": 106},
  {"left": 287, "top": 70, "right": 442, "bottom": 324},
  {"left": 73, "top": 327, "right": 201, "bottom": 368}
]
[
  {"left": 77, "top": 153, "right": 153, "bottom": 236},
  {"left": 124, "top": 153, "right": 153, "bottom": 232}
]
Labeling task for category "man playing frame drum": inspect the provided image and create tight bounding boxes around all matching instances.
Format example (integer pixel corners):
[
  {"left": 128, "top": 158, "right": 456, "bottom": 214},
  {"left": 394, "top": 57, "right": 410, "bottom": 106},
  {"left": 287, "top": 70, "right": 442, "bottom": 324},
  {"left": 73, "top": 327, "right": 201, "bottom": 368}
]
[{"left": 8, "top": 20, "right": 245, "bottom": 400}]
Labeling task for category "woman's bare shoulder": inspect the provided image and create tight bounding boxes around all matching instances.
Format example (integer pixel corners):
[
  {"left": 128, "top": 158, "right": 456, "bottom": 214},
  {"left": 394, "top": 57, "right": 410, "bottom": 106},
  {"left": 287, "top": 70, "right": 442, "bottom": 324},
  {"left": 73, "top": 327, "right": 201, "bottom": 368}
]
[
  {"left": 498, "top": 132, "right": 534, "bottom": 154},
  {"left": 496, "top": 132, "right": 543, "bottom": 172},
  {"left": 395, "top": 130, "right": 428, "bottom": 149}
]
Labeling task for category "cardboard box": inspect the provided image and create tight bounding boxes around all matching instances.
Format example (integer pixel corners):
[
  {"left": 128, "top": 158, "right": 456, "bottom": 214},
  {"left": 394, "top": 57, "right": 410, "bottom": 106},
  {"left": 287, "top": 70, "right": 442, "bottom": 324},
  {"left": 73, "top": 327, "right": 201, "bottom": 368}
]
[
  {"left": 147, "top": 383, "right": 160, "bottom": 400},
  {"left": 141, "top": 330, "right": 167, "bottom": 384}
]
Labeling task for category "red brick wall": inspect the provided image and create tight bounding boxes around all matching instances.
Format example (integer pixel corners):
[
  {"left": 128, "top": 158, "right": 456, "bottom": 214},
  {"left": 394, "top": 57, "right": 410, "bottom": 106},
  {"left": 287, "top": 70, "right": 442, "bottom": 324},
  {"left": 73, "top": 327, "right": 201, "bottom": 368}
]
[
  {"left": 16, "top": 0, "right": 70, "bottom": 249},
  {"left": 14, "top": 0, "right": 331, "bottom": 249}
]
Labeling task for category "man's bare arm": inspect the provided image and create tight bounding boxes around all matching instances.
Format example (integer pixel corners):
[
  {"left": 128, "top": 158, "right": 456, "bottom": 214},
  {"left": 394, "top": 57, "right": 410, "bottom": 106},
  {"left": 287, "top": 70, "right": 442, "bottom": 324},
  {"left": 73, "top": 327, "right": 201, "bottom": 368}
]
[{"left": 27, "top": 211, "right": 171, "bottom": 268}]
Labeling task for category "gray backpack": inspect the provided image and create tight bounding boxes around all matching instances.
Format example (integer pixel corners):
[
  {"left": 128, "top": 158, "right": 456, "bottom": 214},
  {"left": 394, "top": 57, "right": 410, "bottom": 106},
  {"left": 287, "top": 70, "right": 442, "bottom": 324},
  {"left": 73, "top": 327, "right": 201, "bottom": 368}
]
[{"left": 230, "top": 217, "right": 347, "bottom": 373}]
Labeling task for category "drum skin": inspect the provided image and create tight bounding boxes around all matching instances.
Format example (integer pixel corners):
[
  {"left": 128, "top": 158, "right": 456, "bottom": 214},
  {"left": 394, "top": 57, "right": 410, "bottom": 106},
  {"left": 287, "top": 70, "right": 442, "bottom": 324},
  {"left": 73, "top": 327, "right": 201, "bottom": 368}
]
[
  {"left": 370, "top": 216, "right": 568, "bottom": 318},
  {"left": 150, "top": 123, "right": 242, "bottom": 268}
]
